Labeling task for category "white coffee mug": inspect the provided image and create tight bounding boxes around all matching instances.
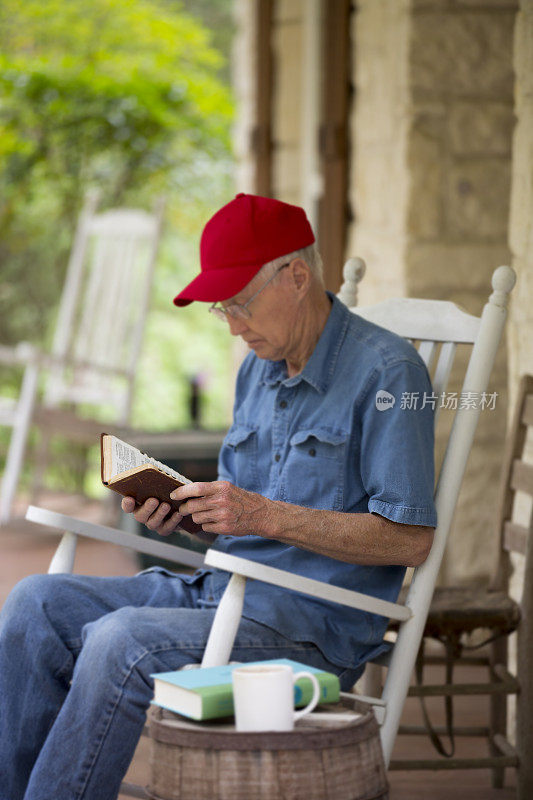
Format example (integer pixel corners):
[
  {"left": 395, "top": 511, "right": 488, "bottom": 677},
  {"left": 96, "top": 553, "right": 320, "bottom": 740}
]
[{"left": 232, "top": 664, "right": 320, "bottom": 732}]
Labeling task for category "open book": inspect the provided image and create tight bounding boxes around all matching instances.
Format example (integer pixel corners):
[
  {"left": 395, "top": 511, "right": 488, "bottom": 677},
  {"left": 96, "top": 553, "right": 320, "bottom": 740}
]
[{"left": 101, "top": 433, "right": 201, "bottom": 535}]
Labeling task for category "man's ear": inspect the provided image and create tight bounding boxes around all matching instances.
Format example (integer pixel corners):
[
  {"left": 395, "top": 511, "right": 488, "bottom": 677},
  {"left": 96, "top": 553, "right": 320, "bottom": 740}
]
[{"left": 290, "top": 259, "right": 311, "bottom": 292}]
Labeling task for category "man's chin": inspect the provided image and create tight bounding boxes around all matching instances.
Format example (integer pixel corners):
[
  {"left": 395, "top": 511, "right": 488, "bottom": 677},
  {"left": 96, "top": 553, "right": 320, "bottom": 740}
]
[
  {"left": 246, "top": 340, "right": 264, "bottom": 353},
  {"left": 246, "top": 340, "right": 277, "bottom": 359}
]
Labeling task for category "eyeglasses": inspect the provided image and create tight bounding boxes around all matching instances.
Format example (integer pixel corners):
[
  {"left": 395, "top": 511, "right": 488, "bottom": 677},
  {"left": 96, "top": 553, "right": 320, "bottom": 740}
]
[{"left": 209, "top": 263, "right": 289, "bottom": 322}]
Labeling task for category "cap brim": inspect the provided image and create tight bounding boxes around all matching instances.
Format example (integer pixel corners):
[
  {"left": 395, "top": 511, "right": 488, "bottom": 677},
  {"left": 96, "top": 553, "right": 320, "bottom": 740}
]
[{"left": 173, "top": 262, "right": 262, "bottom": 307}]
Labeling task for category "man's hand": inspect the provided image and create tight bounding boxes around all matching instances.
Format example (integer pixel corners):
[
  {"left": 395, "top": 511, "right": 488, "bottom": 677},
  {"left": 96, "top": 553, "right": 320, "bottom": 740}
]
[
  {"left": 170, "top": 480, "right": 270, "bottom": 536},
  {"left": 121, "top": 496, "right": 184, "bottom": 537},
  {"left": 122, "top": 486, "right": 433, "bottom": 567}
]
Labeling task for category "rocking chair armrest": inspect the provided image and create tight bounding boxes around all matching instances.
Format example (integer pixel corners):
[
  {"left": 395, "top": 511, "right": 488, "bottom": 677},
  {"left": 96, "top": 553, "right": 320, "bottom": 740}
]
[
  {"left": 0, "top": 342, "right": 41, "bottom": 367},
  {"left": 25, "top": 506, "right": 206, "bottom": 571},
  {"left": 203, "top": 549, "right": 411, "bottom": 622},
  {"left": 0, "top": 343, "right": 129, "bottom": 379}
]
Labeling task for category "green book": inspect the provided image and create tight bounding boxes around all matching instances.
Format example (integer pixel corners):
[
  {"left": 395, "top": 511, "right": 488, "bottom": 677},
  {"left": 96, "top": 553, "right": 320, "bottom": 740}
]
[{"left": 151, "top": 658, "right": 341, "bottom": 721}]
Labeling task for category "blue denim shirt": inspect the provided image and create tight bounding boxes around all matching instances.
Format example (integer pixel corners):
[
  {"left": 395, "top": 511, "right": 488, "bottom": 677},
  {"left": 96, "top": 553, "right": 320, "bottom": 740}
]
[{"left": 203, "top": 293, "right": 437, "bottom": 669}]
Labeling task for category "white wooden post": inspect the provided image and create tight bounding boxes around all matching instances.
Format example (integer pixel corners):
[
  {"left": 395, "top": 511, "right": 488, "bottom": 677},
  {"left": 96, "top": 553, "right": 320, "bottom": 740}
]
[
  {"left": 0, "top": 359, "right": 39, "bottom": 524},
  {"left": 379, "top": 265, "right": 517, "bottom": 766},
  {"left": 201, "top": 573, "right": 247, "bottom": 667},
  {"left": 48, "top": 531, "right": 78, "bottom": 574},
  {"left": 122, "top": 196, "right": 166, "bottom": 422},
  {"left": 44, "top": 191, "right": 100, "bottom": 408},
  {"left": 337, "top": 257, "right": 366, "bottom": 307}
]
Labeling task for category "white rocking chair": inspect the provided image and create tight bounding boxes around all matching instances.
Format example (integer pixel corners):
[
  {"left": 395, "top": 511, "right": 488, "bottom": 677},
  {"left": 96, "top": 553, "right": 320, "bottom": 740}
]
[
  {"left": 0, "top": 190, "right": 165, "bottom": 524},
  {"left": 24, "top": 260, "right": 515, "bottom": 780}
]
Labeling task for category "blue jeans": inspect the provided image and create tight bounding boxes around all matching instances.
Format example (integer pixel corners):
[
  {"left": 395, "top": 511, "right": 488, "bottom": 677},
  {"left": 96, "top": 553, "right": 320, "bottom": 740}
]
[{"left": 0, "top": 568, "right": 362, "bottom": 800}]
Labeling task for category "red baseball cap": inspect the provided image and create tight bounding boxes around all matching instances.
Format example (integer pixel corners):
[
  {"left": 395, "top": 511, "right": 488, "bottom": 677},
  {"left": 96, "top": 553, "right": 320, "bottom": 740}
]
[{"left": 173, "top": 193, "right": 315, "bottom": 306}]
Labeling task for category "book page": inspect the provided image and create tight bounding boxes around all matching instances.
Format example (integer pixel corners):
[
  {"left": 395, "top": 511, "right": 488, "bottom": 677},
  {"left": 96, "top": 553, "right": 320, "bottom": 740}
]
[{"left": 109, "top": 435, "right": 191, "bottom": 485}]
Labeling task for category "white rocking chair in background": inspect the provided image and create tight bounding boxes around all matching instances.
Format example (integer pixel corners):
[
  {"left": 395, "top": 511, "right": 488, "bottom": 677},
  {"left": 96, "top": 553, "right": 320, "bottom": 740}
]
[
  {"left": 0, "top": 190, "right": 165, "bottom": 524},
  {"left": 23, "top": 259, "right": 516, "bottom": 792}
]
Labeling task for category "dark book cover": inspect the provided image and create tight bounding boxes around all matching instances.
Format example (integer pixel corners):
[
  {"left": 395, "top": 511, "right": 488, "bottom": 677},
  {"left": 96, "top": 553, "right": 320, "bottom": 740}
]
[{"left": 101, "top": 435, "right": 201, "bottom": 535}]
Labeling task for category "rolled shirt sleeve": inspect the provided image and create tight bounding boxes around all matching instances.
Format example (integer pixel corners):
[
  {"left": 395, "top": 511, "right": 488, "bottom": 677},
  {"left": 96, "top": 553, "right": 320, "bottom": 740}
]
[{"left": 359, "top": 359, "right": 437, "bottom": 527}]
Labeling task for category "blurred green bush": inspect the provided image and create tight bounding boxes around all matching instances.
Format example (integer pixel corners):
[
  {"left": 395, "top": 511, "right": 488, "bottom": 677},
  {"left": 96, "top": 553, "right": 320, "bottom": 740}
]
[{"left": 0, "top": 0, "right": 236, "bottom": 496}]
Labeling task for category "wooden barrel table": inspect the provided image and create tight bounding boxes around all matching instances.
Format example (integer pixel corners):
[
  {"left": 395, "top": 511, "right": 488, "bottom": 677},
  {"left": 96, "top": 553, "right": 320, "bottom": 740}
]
[{"left": 147, "top": 696, "right": 389, "bottom": 800}]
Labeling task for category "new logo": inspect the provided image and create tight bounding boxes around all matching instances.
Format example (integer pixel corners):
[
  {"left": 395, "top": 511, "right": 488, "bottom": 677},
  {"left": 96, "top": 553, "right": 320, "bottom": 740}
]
[{"left": 375, "top": 390, "right": 395, "bottom": 411}]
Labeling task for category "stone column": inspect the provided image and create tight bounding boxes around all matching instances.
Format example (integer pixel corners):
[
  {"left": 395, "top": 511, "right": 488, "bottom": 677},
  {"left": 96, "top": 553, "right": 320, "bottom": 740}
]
[
  {"left": 508, "top": 0, "right": 533, "bottom": 389},
  {"left": 506, "top": 0, "right": 533, "bottom": 760},
  {"left": 349, "top": 0, "right": 517, "bottom": 584},
  {"left": 271, "top": 0, "right": 305, "bottom": 204},
  {"left": 348, "top": 0, "right": 412, "bottom": 304}
]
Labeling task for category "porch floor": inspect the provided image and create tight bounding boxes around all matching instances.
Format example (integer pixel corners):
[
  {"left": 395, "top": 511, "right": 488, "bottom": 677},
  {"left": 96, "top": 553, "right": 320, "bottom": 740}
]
[{"left": 0, "top": 495, "right": 517, "bottom": 799}]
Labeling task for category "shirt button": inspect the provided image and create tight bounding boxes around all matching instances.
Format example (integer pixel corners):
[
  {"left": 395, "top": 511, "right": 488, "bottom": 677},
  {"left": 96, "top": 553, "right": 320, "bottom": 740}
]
[
  {"left": 279, "top": 400, "right": 287, "bottom": 408},
  {"left": 274, "top": 454, "right": 281, "bottom": 462},
  {"left": 308, "top": 448, "right": 316, "bottom": 457}
]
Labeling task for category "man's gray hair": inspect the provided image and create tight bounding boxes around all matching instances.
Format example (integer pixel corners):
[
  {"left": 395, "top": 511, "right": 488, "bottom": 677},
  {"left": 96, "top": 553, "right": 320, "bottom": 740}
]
[{"left": 258, "top": 243, "right": 324, "bottom": 286}]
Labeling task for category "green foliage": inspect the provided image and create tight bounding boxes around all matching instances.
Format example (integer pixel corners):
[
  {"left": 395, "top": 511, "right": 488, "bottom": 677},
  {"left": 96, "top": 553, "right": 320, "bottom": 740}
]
[
  {"left": 0, "top": 0, "right": 236, "bottom": 497},
  {"left": 0, "top": 0, "right": 233, "bottom": 346},
  {"left": 180, "top": 0, "right": 236, "bottom": 83}
]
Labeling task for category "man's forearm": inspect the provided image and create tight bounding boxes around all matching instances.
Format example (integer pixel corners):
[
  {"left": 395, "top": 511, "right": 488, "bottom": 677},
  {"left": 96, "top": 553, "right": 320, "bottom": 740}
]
[
  {"left": 171, "top": 481, "right": 434, "bottom": 568},
  {"left": 252, "top": 497, "right": 433, "bottom": 567}
]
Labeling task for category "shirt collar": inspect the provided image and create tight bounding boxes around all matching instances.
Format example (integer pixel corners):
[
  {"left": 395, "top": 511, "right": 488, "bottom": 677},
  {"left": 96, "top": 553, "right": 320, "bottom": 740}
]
[{"left": 260, "top": 292, "right": 350, "bottom": 393}]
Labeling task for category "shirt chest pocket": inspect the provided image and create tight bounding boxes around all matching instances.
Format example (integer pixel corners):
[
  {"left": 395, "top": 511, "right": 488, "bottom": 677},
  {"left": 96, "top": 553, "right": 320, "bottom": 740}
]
[
  {"left": 220, "top": 423, "right": 260, "bottom": 492},
  {"left": 280, "top": 428, "right": 348, "bottom": 511}
]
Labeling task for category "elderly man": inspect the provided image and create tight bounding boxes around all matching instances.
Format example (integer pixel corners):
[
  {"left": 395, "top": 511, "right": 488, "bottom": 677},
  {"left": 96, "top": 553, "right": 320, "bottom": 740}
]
[{"left": 0, "top": 194, "right": 436, "bottom": 800}]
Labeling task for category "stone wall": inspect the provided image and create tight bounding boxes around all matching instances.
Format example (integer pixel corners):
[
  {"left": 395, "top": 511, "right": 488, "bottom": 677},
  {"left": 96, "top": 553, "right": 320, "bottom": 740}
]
[
  {"left": 348, "top": 0, "right": 412, "bottom": 303},
  {"left": 507, "top": 0, "right": 533, "bottom": 745},
  {"left": 349, "top": 0, "right": 517, "bottom": 585},
  {"left": 271, "top": 0, "right": 304, "bottom": 204},
  {"left": 508, "top": 0, "right": 533, "bottom": 392}
]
